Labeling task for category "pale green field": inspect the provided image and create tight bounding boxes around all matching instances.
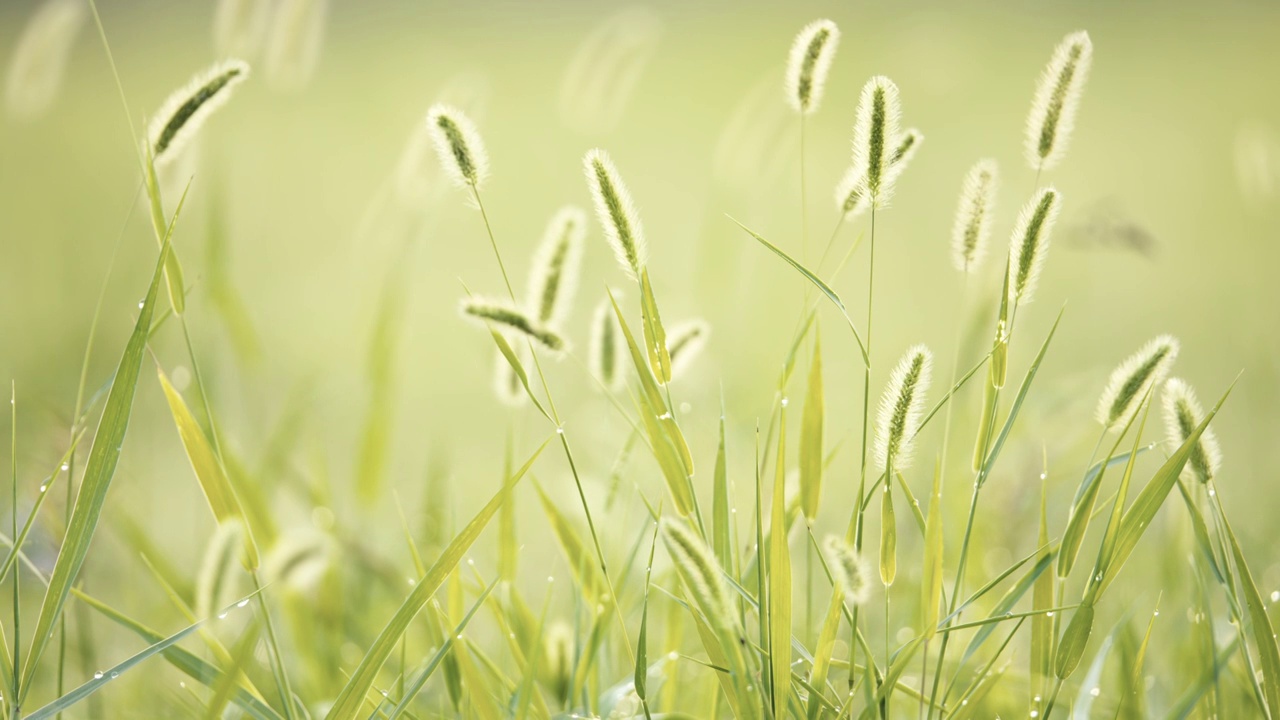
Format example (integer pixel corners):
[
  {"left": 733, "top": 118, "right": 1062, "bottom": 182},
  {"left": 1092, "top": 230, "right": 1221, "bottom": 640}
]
[{"left": 1, "top": 0, "right": 1279, "bottom": 717}]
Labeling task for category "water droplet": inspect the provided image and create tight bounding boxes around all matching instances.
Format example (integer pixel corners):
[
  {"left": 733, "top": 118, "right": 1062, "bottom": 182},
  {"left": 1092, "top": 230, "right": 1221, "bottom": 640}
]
[
  {"left": 237, "top": 599, "right": 249, "bottom": 608},
  {"left": 781, "top": 397, "right": 790, "bottom": 407},
  {"left": 1208, "top": 488, "right": 1216, "bottom": 497},
  {"left": 138, "top": 301, "right": 144, "bottom": 309},
  {"left": 61, "top": 463, "right": 69, "bottom": 471},
  {"left": 1090, "top": 687, "right": 1100, "bottom": 697},
  {"left": 110, "top": 671, "right": 118, "bottom": 679},
  {"left": 1271, "top": 591, "right": 1279, "bottom": 603},
  {"left": 547, "top": 575, "right": 555, "bottom": 583},
  {"left": 1153, "top": 610, "right": 1160, "bottom": 616},
  {"left": 1046, "top": 611, "right": 1054, "bottom": 617},
  {"left": 94, "top": 671, "right": 104, "bottom": 679},
  {"left": 679, "top": 402, "right": 691, "bottom": 413},
  {"left": 39, "top": 484, "right": 48, "bottom": 493},
  {"left": 1039, "top": 472, "right": 1047, "bottom": 480},
  {"left": 1031, "top": 711, "right": 1039, "bottom": 718},
  {"left": 555, "top": 426, "right": 565, "bottom": 434},
  {"left": 218, "top": 612, "right": 228, "bottom": 619}
]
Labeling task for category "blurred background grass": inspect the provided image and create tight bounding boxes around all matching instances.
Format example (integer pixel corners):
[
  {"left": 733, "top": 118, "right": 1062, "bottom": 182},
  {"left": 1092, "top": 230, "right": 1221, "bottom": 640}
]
[{"left": 1, "top": 0, "right": 1279, "bottom": 712}]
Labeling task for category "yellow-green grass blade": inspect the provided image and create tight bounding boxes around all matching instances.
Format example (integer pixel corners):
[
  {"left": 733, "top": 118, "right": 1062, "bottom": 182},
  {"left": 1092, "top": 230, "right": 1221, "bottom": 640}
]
[
  {"left": 639, "top": 268, "right": 672, "bottom": 384},
  {"left": 387, "top": 579, "right": 498, "bottom": 719},
  {"left": 26, "top": 589, "right": 265, "bottom": 720},
  {"left": 731, "top": 216, "right": 867, "bottom": 365},
  {"left": 324, "top": 437, "right": 548, "bottom": 720},
  {"left": 1058, "top": 420, "right": 1150, "bottom": 581},
  {"left": 921, "top": 462, "right": 943, "bottom": 642},
  {"left": 487, "top": 326, "right": 553, "bottom": 422},
  {"left": 1221, "top": 503, "right": 1280, "bottom": 718},
  {"left": 534, "top": 482, "right": 607, "bottom": 602},
  {"left": 636, "top": 508, "right": 662, "bottom": 718},
  {"left": 1031, "top": 473, "right": 1054, "bottom": 710},
  {"left": 799, "top": 328, "right": 824, "bottom": 523},
  {"left": 1098, "top": 380, "right": 1235, "bottom": 598},
  {"left": 712, "top": 403, "right": 733, "bottom": 572},
  {"left": 158, "top": 367, "right": 260, "bottom": 569},
  {"left": 769, "top": 409, "right": 792, "bottom": 719},
  {"left": 356, "top": 265, "right": 405, "bottom": 503},
  {"left": 19, "top": 228, "right": 175, "bottom": 698},
  {"left": 806, "top": 588, "right": 845, "bottom": 720},
  {"left": 201, "top": 620, "right": 262, "bottom": 720},
  {"left": 0, "top": 433, "right": 85, "bottom": 585}
]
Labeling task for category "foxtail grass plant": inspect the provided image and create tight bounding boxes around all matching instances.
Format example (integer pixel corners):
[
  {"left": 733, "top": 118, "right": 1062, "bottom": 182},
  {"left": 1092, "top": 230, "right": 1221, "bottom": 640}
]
[{"left": 4, "top": 12, "right": 1274, "bottom": 720}]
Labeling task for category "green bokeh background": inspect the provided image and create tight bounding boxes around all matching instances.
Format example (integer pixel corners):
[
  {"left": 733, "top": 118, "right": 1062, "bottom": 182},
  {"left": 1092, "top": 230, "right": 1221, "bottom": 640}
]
[{"left": 0, "top": 0, "right": 1278, "bottom": 713}]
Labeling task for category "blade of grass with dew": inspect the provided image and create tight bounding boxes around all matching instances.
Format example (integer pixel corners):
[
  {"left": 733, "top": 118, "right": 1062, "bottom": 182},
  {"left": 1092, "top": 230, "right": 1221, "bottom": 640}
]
[
  {"left": 921, "top": 461, "right": 943, "bottom": 643},
  {"left": 1098, "top": 380, "right": 1235, "bottom": 598},
  {"left": 953, "top": 550, "right": 1055, "bottom": 672},
  {"left": 487, "top": 326, "right": 552, "bottom": 422},
  {"left": 388, "top": 580, "right": 498, "bottom": 719},
  {"left": 533, "top": 482, "right": 606, "bottom": 602},
  {"left": 19, "top": 221, "right": 177, "bottom": 698},
  {"left": 712, "top": 403, "right": 733, "bottom": 572},
  {"left": 157, "top": 367, "right": 260, "bottom": 569},
  {"left": 730, "top": 216, "right": 867, "bottom": 364},
  {"left": 26, "top": 589, "right": 264, "bottom": 720},
  {"left": 799, "top": 327, "right": 824, "bottom": 523},
  {"left": 1221, "top": 501, "right": 1280, "bottom": 717},
  {"left": 0, "top": 434, "right": 85, "bottom": 585},
  {"left": 1031, "top": 472, "right": 1054, "bottom": 711},
  {"left": 201, "top": 620, "right": 262, "bottom": 720},
  {"left": 636, "top": 509, "right": 662, "bottom": 719},
  {"left": 769, "top": 409, "right": 792, "bottom": 719},
  {"left": 1059, "top": 408, "right": 1145, "bottom": 581},
  {"left": 639, "top": 268, "right": 672, "bottom": 383},
  {"left": 806, "top": 587, "right": 844, "bottom": 720},
  {"left": 324, "top": 437, "right": 547, "bottom": 720}
]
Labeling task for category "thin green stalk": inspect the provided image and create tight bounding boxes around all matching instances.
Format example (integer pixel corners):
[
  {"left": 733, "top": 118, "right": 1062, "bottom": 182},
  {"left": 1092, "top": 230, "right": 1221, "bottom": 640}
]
[
  {"left": 470, "top": 187, "right": 634, "bottom": 664},
  {"left": 848, "top": 205, "right": 878, "bottom": 706},
  {"left": 11, "top": 384, "right": 21, "bottom": 720},
  {"left": 250, "top": 572, "right": 296, "bottom": 720}
]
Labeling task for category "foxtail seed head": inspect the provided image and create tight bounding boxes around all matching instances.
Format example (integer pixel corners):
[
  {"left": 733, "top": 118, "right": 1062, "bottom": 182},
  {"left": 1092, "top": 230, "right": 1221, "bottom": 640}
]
[
  {"left": 1162, "top": 378, "right": 1222, "bottom": 484},
  {"left": 785, "top": 19, "right": 840, "bottom": 115},
  {"left": 460, "top": 297, "right": 567, "bottom": 354},
  {"left": 824, "top": 535, "right": 871, "bottom": 606},
  {"left": 666, "top": 319, "right": 710, "bottom": 381},
  {"left": 661, "top": 520, "right": 739, "bottom": 635},
  {"left": 891, "top": 128, "right": 924, "bottom": 168},
  {"left": 835, "top": 130, "right": 920, "bottom": 219},
  {"left": 1008, "top": 187, "right": 1061, "bottom": 305},
  {"left": 427, "top": 103, "right": 489, "bottom": 189},
  {"left": 1025, "top": 31, "right": 1093, "bottom": 171},
  {"left": 851, "top": 75, "right": 903, "bottom": 207},
  {"left": 527, "top": 206, "right": 587, "bottom": 329},
  {"left": 951, "top": 160, "right": 1000, "bottom": 273},
  {"left": 589, "top": 294, "right": 626, "bottom": 392},
  {"left": 873, "top": 345, "right": 933, "bottom": 471},
  {"left": 4, "top": 0, "right": 87, "bottom": 121},
  {"left": 1096, "top": 335, "right": 1180, "bottom": 431},
  {"left": 583, "top": 148, "right": 647, "bottom": 279},
  {"left": 146, "top": 59, "right": 250, "bottom": 167}
]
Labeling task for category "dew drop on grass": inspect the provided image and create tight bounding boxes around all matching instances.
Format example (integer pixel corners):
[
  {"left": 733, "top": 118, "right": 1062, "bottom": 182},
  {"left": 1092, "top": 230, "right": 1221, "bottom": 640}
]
[
  {"left": 237, "top": 599, "right": 249, "bottom": 608},
  {"left": 218, "top": 612, "right": 228, "bottom": 619},
  {"left": 110, "top": 671, "right": 118, "bottom": 679},
  {"left": 679, "top": 402, "right": 691, "bottom": 413},
  {"left": 1090, "top": 687, "right": 1100, "bottom": 697},
  {"left": 94, "top": 671, "right": 104, "bottom": 679},
  {"left": 61, "top": 463, "right": 68, "bottom": 471},
  {"left": 39, "top": 484, "right": 47, "bottom": 493},
  {"left": 1270, "top": 590, "right": 1279, "bottom": 603}
]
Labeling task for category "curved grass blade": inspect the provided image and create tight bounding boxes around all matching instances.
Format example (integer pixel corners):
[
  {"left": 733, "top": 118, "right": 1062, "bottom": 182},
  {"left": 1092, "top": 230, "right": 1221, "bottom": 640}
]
[
  {"left": 324, "top": 437, "right": 548, "bottom": 720},
  {"left": 769, "top": 410, "right": 792, "bottom": 719},
  {"left": 1221, "top": 503, "right": 1280, "bottom": 718},
  {"left": 730, "top": 216, "right": 867, "bottom": 364},
  {"left": 20, "top": 223, "right": 177, "bottom": 698}
]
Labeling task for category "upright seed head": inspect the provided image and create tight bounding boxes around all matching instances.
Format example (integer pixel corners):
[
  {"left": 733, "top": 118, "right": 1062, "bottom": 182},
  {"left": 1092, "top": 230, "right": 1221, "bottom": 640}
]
[
  {"left": 460, "top": 297, "right": 567, "bottom": 354},
  {"left": 589, "top": 294, "right": 626, "bottom": 392},
  {"left": 1025, "top": 30, "right": 1093, "bottom": 171},
  {"left": 1162, "top": 378, "right": 1222, "bottom": 484},
  {"left": 1008, "top": 187, "right": 1061, "bottom": 305},
  {"left": 146, "top": 59, "right": 250, "bottom": 167},
  {"left": 834, "top": 130, "right": 920, "bottom": 219},
  {"left": 526, "top": 206, "right": 587, "bottom": 329},
  {"left": 951, "top": 159, "right": 1000, "bottom": 273},
  {"left": 873, "top": 345, "right": 933, "bottom": 471},
  {"left": 851, "top": 75, "right": 903, "bottom": 207},
  {"left": 824, "top": 535, "right": 871, "bottom": 606},
  {"left": 666, "top": 319, "right": 710, "bottom": 381},
  {"left": 427, "top": 103, "right": 489, "bottom": 189},
  {"left": 661, "top": 519, "right": 739, "bottom": 635},
  {"left": 890, "top": 128, "right": 924, "bottom": 168},
  {"left": 4, "top": 0, "right": 87, "bottom": 121},
  {"left": 214, "top": 0, "right": 271, "bottom": 59},
  {"left": 1096, "top": 335, "right": 1180, "bottom": 431},
  {"left": 262, "top": 0, "right": 328, "bottom": 92},
  {"left": 784, "top": 19, "right": 840, "bottom": 115},
  {"left": 583, "top": 148, "right": 647, "bottom": 279}
]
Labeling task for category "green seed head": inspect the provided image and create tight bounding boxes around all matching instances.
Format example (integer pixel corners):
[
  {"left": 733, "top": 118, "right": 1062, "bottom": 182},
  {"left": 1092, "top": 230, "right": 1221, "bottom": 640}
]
[
  {"left": 874, "top": 345, "right": 933, "bottom": 471},
  {"left": 526, "top": 206, "right": 587, "bottom": 329},
  {"left": 1096, "top": 335, "right": 1180, "bottom": 431},
  {"left": 584, "top": 148, "right": 647, "bottom": 279},
  {"left": 824, "top": 535, "right": 871, "bottom": 606},
  {"left": 427, "top": 103, "right": 490, "bottom": 188},
  {"left": 1162, "top": 378, "right": 1222, "bottom": 484},
  {"left": 147, "top": 59, "right": 250, "bottom": 166},
  {"left": 785, "top": 19, "right": 840, "bottom": 115},
  {"left": 851, "top": 75, "right": 903, "bottom": 206},
  {"left": 1025, "top": 30, "right": 1093, "bottom": 171},
  {"left": 661, "top": 520, "right": 739, "bottom": 635},
  {"left": 460, "top": 297, "right": 567, "bottom": 354},
  {"left": 1008, "top": 187, "right": 1061, "bottom": 305},
  {"left": 951, "top": 159, "right": 1000, "bottom": 273}
]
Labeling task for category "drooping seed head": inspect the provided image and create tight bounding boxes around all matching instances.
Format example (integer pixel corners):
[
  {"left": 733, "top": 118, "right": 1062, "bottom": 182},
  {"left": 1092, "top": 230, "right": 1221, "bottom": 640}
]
[
  {"left": 824, "top": 535, "right": 871, "bottom": 606},
  {"left": 264, "top": 528, "right": 332, "bottom": 590},
  {"left": 146, "top": 59, "right": 250, "bottom": 167},
  {"left": 4, "top": 0, "right": 87, "bottom": 121},
  {"left": 890, "top": 128, "right": 924, "bottom": 168},
  {"left": 784, "top": 19, "right": 840, "bottom": 115},
  {"left": 262, "top": 0, "right": 328, "bottom": 92},
  {"left": 540, "top": 620, "right": 574, "bottom": 704},
  {"left": 214, "top": 0, "right": 271, "bottom": 59},
  {"left": 583, "top": 148, "right": 647, "bottom": 279},
  {"left": 851, "top": 75, "right": 903, "bottom": 206},
  {"left": 460, "top": 296, "right": 567, "bottom": 354},
  {"left": 951, "top": 159, "right": 1000, "bottom": 273},
  {"left": 589, "top": 294, "right": 626, "bottom": 392},
  {"left": 1025, "top": 30, "right": 1093, "bottom": 171},
  {"left": 427, "top": 103, "right": 489, "bottom": 189},
  {"left": 666, "top": 319, "right": 710, "bottom": 381},
  {"left": 1162, "top": 378, "right": 1222, "bottom": 484},
  {"left": 1095, "top": 335, "right": 1180, "bottom": 431},
  {"left": 873, "top": 344, "right": 933, "bottom": 471},
  {"left": 1008, "top": 187, "right": 1061, "bottom": 305},
  {"left": 526, "top": 206, "right": 587, "bottom": 329},
  {"left": 661, "top": 519, "right": 739, "bottom": 635}
]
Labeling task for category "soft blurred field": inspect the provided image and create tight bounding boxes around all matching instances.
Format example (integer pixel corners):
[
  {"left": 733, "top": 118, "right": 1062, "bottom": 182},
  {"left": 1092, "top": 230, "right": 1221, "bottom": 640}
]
[{"left": 1, "top": 0, "right": 1280, "bottom": 714}]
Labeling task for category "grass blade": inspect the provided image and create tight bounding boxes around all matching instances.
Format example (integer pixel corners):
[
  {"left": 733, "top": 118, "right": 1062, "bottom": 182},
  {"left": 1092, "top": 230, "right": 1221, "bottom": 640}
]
[
  {"left": 799, "top": 327, "right": 824, "bottom": 523},
  {"left": 769, "top": 409, "right": 792, "bottom": 718}
]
